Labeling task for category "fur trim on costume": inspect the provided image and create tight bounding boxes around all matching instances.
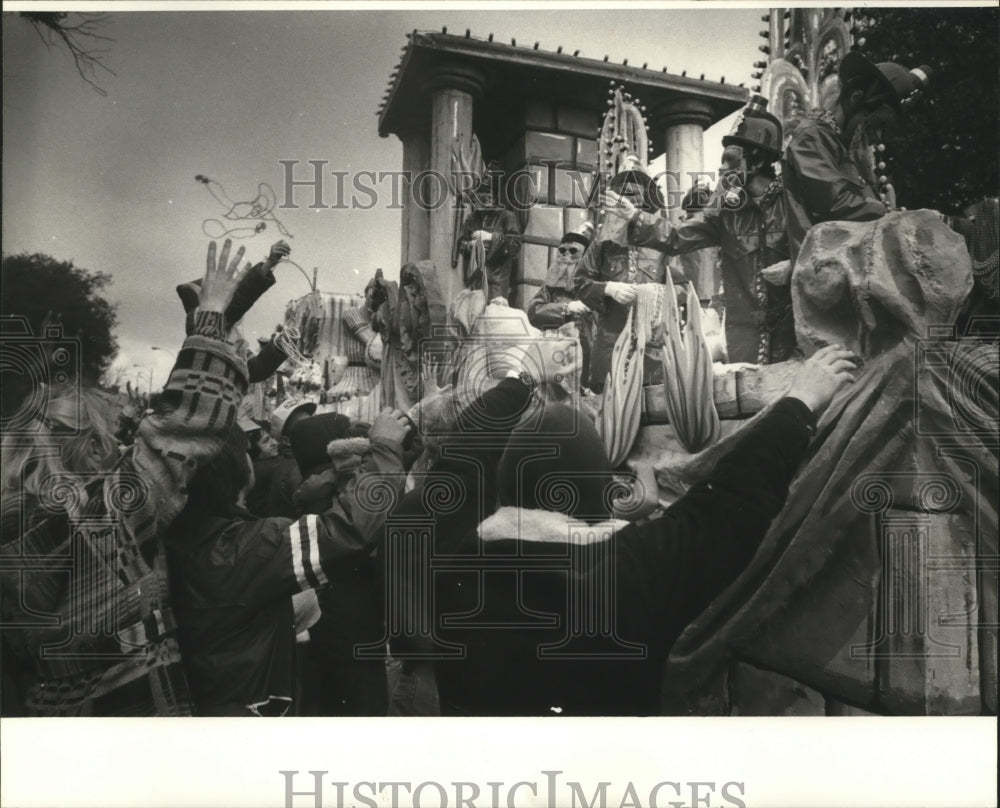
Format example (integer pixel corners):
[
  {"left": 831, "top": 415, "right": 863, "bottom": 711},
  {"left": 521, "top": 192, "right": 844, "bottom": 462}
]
[
  {"left": 477, "top": 506, "right": 629, "bottom": 545},
  {"left": 327, "top": 437, "right": 371, "bottom": 458}
]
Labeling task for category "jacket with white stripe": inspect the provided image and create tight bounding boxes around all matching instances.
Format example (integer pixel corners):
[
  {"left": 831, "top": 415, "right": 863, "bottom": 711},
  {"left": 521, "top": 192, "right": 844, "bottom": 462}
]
[{"left": 165, "top": 436, "right": 404, "bottom": 716}]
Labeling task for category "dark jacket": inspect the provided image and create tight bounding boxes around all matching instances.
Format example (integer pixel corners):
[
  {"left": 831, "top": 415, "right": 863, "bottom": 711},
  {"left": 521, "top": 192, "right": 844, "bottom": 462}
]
[
  {"left": 394, "top": 378, "right": 816, "bottom": 715},
  {"left": 165, "top": 437, "right": 404, "bottom": 716},
  {"left": 526, "top": 285, "right": 594, "bottom": 389},
  {"left": 247, "top": 341, "right": 289, "bottom": 384},
  {"left": 247, "top": 454, "right": 283, "bottom": 517},
  {"left": 573, "top": 238, "right": 683, "bottom": 391},
  {"left": 0, "top": 329, "right": 250, "bottom": 718},
  {"left": 782, "top": 115, "right": 886, "bottom": 265},
  {"left": 264, "top": 454, "right": 302, "bottom": 519},
  {"left": 527, "top": 285, "right": 578, "bottom": 330},
  {"left": 458, "top": 208, "right": 522, "bottom": 302},
  {"left": 293, "top": 442, "right": 390, "bottom": 716},
  {"left": 628, "top": 193, "right": 797, "bottom": 364}
]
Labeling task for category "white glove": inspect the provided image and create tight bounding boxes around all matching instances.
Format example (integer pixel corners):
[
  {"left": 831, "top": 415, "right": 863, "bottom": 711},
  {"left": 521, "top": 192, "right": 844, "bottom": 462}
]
[
  {"left": 760, "top": 260, "right": 792, "bottom": 286},
  {"left": 600, "top": 190, "right": 638, "bottom": 221},
  {"left": 605, "top": 282, "right": 638, "bottom": 304}
]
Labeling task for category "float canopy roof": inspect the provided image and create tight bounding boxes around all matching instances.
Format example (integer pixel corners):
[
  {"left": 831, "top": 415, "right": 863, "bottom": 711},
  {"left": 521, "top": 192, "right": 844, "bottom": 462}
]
[{"left": 378, "top": 31, "right": 748, "bottom": 140}]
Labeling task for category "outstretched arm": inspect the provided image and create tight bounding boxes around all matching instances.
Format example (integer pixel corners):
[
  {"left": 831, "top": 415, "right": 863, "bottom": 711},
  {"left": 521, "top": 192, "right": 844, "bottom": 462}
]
[
  {"left": 618, "top": 345, "right": 859, "bottom": 631},
  {"left": 129, "top": 240, "right": 252, "bottom": 543},
  {"left": 392, "top": 376, "right": 534, "bottom": 554},
  {"left": 230, "top": 410, "right": 413, "bottom": 603}
]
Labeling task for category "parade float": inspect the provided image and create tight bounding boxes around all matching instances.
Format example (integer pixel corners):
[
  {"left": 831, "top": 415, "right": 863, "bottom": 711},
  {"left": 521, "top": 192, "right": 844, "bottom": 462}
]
[
  {"left": 257, "top": 15, "right": 995, "bottom": 716},
  {"left": 367, "top": 22, "right": 997, "bottom": 716},
  {"left": 281, "top": 290, "right": 383, "bottom": 421}
]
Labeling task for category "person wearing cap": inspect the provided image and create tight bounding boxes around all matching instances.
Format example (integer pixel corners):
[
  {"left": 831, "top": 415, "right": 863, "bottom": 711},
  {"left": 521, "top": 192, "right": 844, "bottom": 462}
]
[
  {"left": 284, "top": 414, "right": 395, "bottom": 716},
  {"left": 574, "top": 163, "right": 687, "bottom": 392},
  {"left": 527, "top": 223, "right": 596, "bottom": 389},
  {"left": 259, "top": 397, "right": 318, "bottom": 518},
  {"left": 782, "top": 52, "right": 933, "bottom": 264},
  {"left": 605, "top": 101, "right": 798, "bottom": 365},
  {"left": 164, "top": 407, "right": 411, "bottom": 716}
]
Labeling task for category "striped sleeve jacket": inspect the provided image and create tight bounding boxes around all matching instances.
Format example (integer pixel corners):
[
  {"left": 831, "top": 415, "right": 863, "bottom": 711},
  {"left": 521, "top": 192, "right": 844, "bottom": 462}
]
[
  {"left": 165, "top": 437, "right": 405, "bottom": 715},
  {"left": 2, "top": 333, "right": 249, "bottom": 716}
]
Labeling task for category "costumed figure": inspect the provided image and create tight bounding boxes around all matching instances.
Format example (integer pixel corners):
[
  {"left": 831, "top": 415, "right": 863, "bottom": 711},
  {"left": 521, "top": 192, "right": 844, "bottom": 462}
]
[
  {"left": 660, "top": 210, "right": 997, "bottom": 717},
  {"left": 574, "top": 161, "right": 685, "bottom": 393},
  {"left": 526, "top": 222, "right": 596, "bottom": 389},
  {"left": 676, "top": 181, "right": 721, "bottom": 309},
  {"left": 365, "top": 264, "right": 447, "bottom": 412},
  {"left": 324, "top": 305, "right": 383, "bottom": 422},
  {"left": 617, "top": 97, "right": 797, "bottom": 364},
  {"left": 782, "top": 51, "right": 933, "bottom": 264},
  {"left": 453, "top": 139, "right": 522, "bottom": 304},
  {"left": 573, "top": 85, "right": 689, "bottom": 394}
]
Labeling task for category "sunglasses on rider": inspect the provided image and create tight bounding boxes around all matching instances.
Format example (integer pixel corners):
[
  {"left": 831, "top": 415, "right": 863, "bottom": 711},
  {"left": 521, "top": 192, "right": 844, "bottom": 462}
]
[{"left": 557, "top": 246, "right": 582, "bottom": 256}]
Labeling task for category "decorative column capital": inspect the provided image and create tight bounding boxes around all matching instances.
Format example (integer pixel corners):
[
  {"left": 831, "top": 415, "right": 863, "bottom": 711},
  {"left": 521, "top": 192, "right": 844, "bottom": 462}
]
[
  {"left": 421, "top": 63, "right": 488, "bottom": 98},
  {"left": 650, "top": 98, "right": 715, "bottom": 131}
]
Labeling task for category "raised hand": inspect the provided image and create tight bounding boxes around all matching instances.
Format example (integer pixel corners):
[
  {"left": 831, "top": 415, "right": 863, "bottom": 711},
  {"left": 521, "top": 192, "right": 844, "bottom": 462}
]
[
  {"left": 195, "top": 239, "right": 249, "bottom": 339},
  {"left": 121, "top": 380, "right": 149, "bottom": 420},
  {"left": 786, "top": 344, "right": 860, "bottom": 414},
  {"left": 368, "top": 407, "right": 412, "bottom": 446},
  {"left": 266, "top": 240, "right": 291, "bottom": 267},
  {"left": 199, "top": 239, "right": 248, "bottom": 314},
  {"left": 420, "top": 356, "right": 449, "bottom": 402},
  {"left": 601, "top": 190, "right": 637, "bottom": 221},
  {"left": 293, "top": 468, "right": 340, "bottom": 513}
]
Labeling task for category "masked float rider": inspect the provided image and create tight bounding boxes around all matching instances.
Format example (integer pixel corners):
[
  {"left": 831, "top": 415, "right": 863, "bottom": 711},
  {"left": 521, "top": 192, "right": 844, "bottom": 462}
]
[
  {"left": 456, "top": 163, "right": 522, "bottom": 303},
  {"left": 608, "top": 99, "right": 796, "bottom": 365},
  {"left": 526, "top": 222, "right": 596, "bottom": 389},
  {"left": 782, "top": 52, "right": 933, "bottom": 264},
  {"left": 574, "top": 165, "right": 686, "bottom": 393}
]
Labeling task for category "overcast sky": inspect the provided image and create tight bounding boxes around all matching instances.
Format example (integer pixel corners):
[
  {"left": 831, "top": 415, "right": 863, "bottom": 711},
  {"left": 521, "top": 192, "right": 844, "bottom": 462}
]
[{"left": 3, "top": 6, "right": 767, "bottom": 386}]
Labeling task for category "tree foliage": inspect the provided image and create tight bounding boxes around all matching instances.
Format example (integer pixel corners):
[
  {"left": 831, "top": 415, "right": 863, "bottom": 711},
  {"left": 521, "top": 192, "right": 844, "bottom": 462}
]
[
  {"left": 18, "top": 12, "right": 115, "bottom": 97},
  {"left": 1, "top": 253, "right": 119, "bottom": 413},
  {"left": 854, "top": 7, "right": 999, "bottom": 212}
]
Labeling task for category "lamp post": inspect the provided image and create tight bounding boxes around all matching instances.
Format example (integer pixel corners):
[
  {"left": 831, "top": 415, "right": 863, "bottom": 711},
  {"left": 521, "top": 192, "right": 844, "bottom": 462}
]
[{"left": 151, "top": 345, "right": 176, "bottom": 360}]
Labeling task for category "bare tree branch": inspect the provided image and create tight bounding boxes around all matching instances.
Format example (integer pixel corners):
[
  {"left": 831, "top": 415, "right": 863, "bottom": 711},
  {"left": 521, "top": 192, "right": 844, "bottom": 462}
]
[{"left": 20, "top": 12, "right": 116, "bottom": 97}]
